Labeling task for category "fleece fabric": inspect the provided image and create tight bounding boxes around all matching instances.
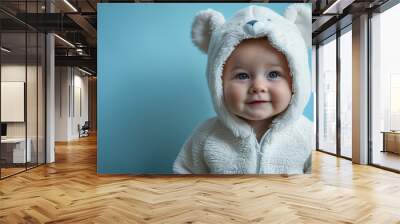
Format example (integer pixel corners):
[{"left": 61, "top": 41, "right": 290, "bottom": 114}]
[{"left": 173, "top": 4, "right": 313, "bottom": 174}]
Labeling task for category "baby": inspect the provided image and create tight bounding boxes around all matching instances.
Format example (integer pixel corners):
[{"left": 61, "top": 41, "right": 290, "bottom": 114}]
[{"left": 173, "top": 4, "right": 312, "bottom": 174}]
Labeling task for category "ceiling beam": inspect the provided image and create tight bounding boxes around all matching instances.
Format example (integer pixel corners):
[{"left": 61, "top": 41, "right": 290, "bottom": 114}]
[
  {"left": 55, "top": 55, "right": 96, "bottom": 71},
  {"left": 67, "top": 13, "right": 97, "bottom": 39}
]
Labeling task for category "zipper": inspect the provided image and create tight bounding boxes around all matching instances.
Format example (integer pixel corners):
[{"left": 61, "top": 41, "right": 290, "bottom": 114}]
[
  {"left": 255, "top": 129, "right": 272, "bottom": 173},
  {"left": 255, "top": 139, "right": 261, "bottom": 173}
]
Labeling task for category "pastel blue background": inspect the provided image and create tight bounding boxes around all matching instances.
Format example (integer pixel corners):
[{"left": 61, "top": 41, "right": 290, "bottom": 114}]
[{"left": 98, "top": 3, "right": 313, "bottom": 174}]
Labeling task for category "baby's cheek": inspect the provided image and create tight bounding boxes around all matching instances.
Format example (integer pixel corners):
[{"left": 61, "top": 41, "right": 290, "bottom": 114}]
[
  {"left": 274, "top": 87, "right": 292, "bottom": 109},
  {"left": 227, "top": 85, "right": 245, "bottom": 102},
  {"left": 224, "top": 84, "right": 245, "bottom": 109}
]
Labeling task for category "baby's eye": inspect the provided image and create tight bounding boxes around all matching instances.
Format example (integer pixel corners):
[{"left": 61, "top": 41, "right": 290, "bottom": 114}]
[
  {"left": 235, "top": 73, "right": 250, "bottom": 80},
  {"left": 266, "top": 71, "right": 281, "bottom": 80}
]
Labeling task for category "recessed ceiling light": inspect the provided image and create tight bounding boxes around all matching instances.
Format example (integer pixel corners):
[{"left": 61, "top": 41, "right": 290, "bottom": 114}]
[
  {"left": 1, "top": 47, "right": 11, "bottom": 53},
  {"left": 78, "top": 67, "right": 93, "bottom": 76},
  {"left": 63, "top": 0, "right": 78, "bottom": 12},
  {"left": 54, "top": 34, "right": 75, "bottom": 48},
  {"left": 322, "top": 0, "right": 354, "bottom": 15}
]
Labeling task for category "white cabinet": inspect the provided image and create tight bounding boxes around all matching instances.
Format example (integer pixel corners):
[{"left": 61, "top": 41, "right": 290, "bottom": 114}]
[{"left": 1, "top": 138, "right": 32, "bottom": 163}]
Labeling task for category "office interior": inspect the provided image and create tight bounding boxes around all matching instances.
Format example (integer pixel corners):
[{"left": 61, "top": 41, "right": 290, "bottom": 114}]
[
  {"left": 0, "top": 0, "right": 400, "bottom": 222},
  {"left": 0, "top": 0, "right": 97, "bottom": 179},
  {"left": 313, "top": 0, "right": 400, "bottom": 173}
]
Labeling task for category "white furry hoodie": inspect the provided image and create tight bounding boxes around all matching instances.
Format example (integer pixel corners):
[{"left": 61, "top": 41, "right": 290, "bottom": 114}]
[{"left": 173, "top": 4, "right": 313, "bottom": 174}]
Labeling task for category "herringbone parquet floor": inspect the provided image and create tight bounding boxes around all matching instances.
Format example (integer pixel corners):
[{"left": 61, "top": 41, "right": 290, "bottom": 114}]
[{"left": 1, "top": 134, "right": 400, "bottom": 223}]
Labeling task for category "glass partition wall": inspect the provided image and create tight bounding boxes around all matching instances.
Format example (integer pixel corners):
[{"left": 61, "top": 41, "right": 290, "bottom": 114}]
[
  {"left": 0, "top": 31, "right": 27, "bottom": 177},
  {"left": 0, "top": 1, "right": 46, "bottom": 179}
]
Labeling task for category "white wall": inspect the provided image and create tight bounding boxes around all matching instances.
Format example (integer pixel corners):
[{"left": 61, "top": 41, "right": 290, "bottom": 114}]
[
  {"left": 55, "top": 67, "right": 89, "bottom": 141},
  {"left": 1, "top": 65, "right": 40, "bottom": 137},
  {"left": 1, "top": 66, "right": 26, "bottom": 139},
  {"left": 70, "top": 71, "right": 89, "bottom": 138},
  {"left": 55, "top": 66, "right": 69, "bottom": 141}
]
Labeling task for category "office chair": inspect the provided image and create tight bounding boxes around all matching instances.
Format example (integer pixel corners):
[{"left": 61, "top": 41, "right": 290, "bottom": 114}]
[{"left": 79, "top": 121, "right": 90, "bottom": 138}]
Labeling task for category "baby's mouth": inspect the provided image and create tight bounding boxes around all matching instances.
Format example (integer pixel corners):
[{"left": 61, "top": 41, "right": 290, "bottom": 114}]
[{"left": 246, "top": 100, "right": 270, "bottom": 105}]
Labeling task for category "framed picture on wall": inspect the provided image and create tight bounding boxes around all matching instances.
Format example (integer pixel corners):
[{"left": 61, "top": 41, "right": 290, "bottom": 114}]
[
  {"left": 1, "top": 81, "right": 25, "bottom": 122},
  {"left": 98, "top": 3, "right": 313, "bottom": 174}
]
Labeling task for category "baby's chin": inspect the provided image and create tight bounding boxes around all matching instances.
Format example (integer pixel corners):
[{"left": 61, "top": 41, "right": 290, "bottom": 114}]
[{"left": 235, "top": 113, "right": 272, "bottom": 122}]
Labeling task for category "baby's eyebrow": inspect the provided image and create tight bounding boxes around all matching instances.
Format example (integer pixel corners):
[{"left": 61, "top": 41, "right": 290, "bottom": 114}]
[
  {"left": 268, "top": 65, "right": 285, "bottom": 70},
  {"left": 231, "top": 66, "right": 246, "bottom": 71},
  {"left": 229, "top": 64, "right": 287, "bottom": 72},
  {"left": 265, "top": 62, "right": 286, "bottom": 67}
]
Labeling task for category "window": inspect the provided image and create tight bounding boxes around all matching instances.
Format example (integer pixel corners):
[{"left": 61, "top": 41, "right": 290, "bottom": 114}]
[
  {"left": 318, "top": 36, "right": 337, "bottom": 155},
  {"left": 339, "top": 28, "right": 352, "bottom": 158},
  {"left": 371, "top": 3, "right": 400, "bottom": 171}
]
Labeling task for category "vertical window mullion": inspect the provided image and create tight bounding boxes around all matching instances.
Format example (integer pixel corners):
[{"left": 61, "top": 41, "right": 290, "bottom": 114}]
[
  {"left": 316, "top": 45, "right": 320, "bottom": 150},
  {"left": 337, "top": 29, "right": 341, "bottom": 157},
  {"left": 367, "top": 11, "right": 373, "bottom": 165},
  {"left": 25, "top": 0, "right": 28, "bottom": 171},
  {"left": 36, "top": 0, "right": 39, "bottom": 167}
]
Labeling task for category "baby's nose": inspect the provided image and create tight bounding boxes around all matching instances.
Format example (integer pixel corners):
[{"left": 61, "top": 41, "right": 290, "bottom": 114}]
[
  {"left": 250, "top": 87, "right": 265, "bottom": 94},
  {"left": 249, "top": 80, "right": 268, "bottom": 94}
]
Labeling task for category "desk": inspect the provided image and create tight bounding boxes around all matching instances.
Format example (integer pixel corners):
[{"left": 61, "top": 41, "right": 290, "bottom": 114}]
[
  {"left": 381, "top": 131, "right": 400, "bottom": 154},
  {"left": 1, "top": 138, "right": 31, "bottom": 163}
]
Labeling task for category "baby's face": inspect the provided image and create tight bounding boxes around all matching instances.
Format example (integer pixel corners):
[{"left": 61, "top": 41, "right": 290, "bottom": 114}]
[{"left": 222, "top": 38, "right": 292, "bottom": 122}]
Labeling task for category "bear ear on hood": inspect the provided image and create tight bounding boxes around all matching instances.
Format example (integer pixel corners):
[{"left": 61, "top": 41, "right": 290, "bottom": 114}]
[
  {"left": 191, "top": 9, "right": 225, "bottom": 54},
  {"left": 284, "top": 4, "right": 312, "bottom": 49}
]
